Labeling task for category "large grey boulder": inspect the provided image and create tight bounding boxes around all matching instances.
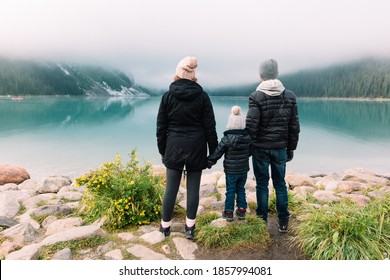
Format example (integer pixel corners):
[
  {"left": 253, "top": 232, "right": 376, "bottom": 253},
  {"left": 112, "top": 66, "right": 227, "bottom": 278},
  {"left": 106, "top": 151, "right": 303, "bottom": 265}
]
[
  {"left": 35, "top": 176, "right": 72, "bottom": 194},
  {"left": 32, "top": 204, "right": 72, "bottom": 217}
]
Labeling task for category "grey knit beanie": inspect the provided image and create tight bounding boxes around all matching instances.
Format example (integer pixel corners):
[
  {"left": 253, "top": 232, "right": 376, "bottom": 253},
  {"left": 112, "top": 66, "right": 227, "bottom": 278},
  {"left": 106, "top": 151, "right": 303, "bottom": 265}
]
[{"left": 259, "top": 59, "right": 279, "bottom": 80}]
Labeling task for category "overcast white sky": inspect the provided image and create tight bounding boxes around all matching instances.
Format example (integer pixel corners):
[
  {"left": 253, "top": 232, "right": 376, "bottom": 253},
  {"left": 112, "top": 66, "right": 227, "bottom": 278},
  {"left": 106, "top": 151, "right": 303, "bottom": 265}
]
[{"left": 1, "top": 0, "right": 390, "bottom": 88}]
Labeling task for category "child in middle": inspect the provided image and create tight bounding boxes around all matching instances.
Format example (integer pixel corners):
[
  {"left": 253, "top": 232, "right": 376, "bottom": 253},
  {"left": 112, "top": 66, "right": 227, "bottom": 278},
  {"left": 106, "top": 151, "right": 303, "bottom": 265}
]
[{"left": 208, "top": 105, "right": 251, "bottom": 221}]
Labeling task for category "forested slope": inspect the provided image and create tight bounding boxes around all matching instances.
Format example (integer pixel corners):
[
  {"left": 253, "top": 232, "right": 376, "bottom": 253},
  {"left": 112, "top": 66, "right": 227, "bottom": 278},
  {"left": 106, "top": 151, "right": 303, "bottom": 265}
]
[
  {"left": 0, "top": 58, "right": 158, "bottom": 96},
  {"left": 209, "top": 58, "right": 390, "bottom": 98}
]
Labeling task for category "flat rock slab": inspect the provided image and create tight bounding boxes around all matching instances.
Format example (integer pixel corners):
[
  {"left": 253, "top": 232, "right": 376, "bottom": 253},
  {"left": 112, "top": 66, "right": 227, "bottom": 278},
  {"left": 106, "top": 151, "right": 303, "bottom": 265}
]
[
  {"left": 172, "top": 237, "right": 198, "bottom": 260},
  {"left": 40, "top": 224, "right": 106, "bottom": 246},
  {"left": 126, "top": 245, "right": 169, "bottom": 260}
]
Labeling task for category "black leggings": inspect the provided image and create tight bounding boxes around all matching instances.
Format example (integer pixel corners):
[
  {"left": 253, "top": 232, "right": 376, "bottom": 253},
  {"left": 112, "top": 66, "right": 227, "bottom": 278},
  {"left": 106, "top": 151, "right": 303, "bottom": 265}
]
[{"left": 162, "top": 168, "right": 202, "bottom": 222}]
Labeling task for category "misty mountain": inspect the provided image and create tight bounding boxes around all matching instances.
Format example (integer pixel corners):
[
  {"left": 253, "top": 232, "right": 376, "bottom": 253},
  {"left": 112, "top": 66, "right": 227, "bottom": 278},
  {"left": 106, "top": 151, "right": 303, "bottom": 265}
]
[
  {"left": 0, "top": 58, "right": 158, "bottom": 96},
  {"left": 209, "top": 58, "right": 390, "bottom": 98}
]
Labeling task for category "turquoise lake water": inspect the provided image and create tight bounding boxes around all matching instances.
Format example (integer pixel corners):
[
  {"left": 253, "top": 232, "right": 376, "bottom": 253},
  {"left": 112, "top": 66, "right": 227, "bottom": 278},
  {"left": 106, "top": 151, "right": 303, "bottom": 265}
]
[{"left": 1, "top": 96, "right": 389, "bottom": 179}]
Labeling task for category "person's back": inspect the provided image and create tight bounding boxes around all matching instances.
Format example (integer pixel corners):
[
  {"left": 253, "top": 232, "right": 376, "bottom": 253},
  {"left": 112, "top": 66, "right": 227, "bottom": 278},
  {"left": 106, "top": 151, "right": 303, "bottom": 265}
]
[
  {"left": 246, "top": 87, "right": 299, "bottom": 150},
  {"left": 209, "top": 128, "right": 251, "bottom": 174},
  {"left": 156, "top": 56, "right": 218, "bottom": 240},
  {"left": 158, "top": 78, "right": 217, "bottom": 171},
  {"left": 162, "top": 79, "right": 212, "bottom": 131},
  {"left": 208, "top": 106, "right": 251, "bottom": 221},
  {"left": 245, "top": 59, "right": 300, "bottom": 233}
]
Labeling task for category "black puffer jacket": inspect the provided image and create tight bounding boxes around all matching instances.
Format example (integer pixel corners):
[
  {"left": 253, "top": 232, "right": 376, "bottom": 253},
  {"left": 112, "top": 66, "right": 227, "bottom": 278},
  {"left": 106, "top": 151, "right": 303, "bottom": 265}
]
[
  {"left": 246, "top": 89, "right": 300, "bottom": 150},
  {"left": 208, "top": 129, "right": 251, "bottom": 174},
  {"left": 156, "top": 79, "right": 218, "bottom": 171}
]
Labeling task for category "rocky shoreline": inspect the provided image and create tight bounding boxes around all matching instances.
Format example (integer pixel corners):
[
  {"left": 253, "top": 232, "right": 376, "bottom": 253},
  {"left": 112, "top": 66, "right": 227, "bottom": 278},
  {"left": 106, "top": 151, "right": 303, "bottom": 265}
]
[{"left": 0, "top": 165, "right": 389, "bottom": 260}]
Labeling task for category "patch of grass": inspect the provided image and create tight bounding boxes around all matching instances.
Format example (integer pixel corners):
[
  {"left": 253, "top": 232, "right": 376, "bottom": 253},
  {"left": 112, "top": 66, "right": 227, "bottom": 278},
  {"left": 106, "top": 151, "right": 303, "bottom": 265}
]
[
  {"left": 208, "top": 192, "right": 222, "bottom": 201},
  {"left": 268, "top": 190, "right": 302, "bottom": 213},
  {"left": 290, "top": 195, "right": 390, "bottom": 260},
  {"left": 196, "top": 213, "right": 269, "bottom": 249},
  {"left": 197, "top": 212, "right": 220, "bottom": 226},
  {"left": 316, "top": 184, "right": 325, "bottom": 191},
  {"left": 30, "top": 213, "right": 51, "bottom": 224},
  {"left": 37, "top": 200, "right": 50, "bottom": 207},
  {"left": 361, "top": 184, "right": 382, "bottom": 196},
  {"left": 302, "top": 193, "right": 321, "bottom": 205},
  {"left": 17, "top": 203, "right": 27, "bottom": 215},
  {"left": 122, "top": 248, "right": 138, "bottom": 260},
  {"left": 248, "top": 201, "right": 257, "bottom": 213},
  {"left": 40, "top": 235, "right": 111, "bottom": 260},
  {"left": 0, "top": 235, "right": 8, "bottom": 242}
]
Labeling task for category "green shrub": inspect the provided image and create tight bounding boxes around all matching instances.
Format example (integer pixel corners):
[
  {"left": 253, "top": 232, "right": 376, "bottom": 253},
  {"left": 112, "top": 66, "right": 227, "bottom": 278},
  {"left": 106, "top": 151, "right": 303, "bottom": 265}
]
[
  {"left": 291, "top": 196, "right": 390, "bottom": 260},
  {"left": 75, "top": 149, "right": 164, "bottom": 229},
  {"left": 196, "top": 213, "right": 269, "bottom": 249}
]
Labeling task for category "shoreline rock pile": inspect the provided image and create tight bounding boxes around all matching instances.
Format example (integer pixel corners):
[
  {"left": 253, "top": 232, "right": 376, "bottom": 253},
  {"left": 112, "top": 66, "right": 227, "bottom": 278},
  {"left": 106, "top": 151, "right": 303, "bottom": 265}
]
[{"left": 0, "top": 165, "right": 389, "bottom": 260}]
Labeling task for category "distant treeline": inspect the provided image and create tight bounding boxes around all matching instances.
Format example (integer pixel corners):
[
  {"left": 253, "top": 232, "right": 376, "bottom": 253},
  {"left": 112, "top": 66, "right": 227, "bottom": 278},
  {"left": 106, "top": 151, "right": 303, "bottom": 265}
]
[
  {"left": 209, "top": 58, "right": 390, "bottom": 98},
  {"left": 2, "top": 57, "right": 389, "bottom": 98},
  {"left": 0, "top": 58, "right": 158, "bottom": 96}
]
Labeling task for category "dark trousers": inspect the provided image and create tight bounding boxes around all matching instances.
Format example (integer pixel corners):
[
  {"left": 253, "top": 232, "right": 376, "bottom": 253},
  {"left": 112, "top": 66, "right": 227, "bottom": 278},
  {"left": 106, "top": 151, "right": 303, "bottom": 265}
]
[{"left": 162, "top": 168, "right": 202, "bottom": 222}]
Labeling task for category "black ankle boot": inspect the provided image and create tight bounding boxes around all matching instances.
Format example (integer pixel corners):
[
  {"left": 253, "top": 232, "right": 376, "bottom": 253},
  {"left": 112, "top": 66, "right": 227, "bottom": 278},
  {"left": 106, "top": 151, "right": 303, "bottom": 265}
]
[
  {"left": 185, "top": 225, "right": 195, "bottom": 240},
  {"left": 159, "top": 224, "right": 171, "bottom": 237}
]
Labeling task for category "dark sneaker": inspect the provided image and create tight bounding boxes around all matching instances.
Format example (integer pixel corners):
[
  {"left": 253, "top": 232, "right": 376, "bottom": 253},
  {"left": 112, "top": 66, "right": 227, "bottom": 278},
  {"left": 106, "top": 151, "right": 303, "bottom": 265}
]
[
  {"left": 159, "top": 224, "right": 171, "bottom": 237},
  {"left": 222, "top": 210, "right": 234, "bottom": 222},
  {"left": 185, "top": 225, "right": 195, "bottom": 240},
  {"left": 235, "top": 208, "right": 246, "bottom": 220},
  {"left": 278, "top": 220, "right": 288, "bottom": 233}
]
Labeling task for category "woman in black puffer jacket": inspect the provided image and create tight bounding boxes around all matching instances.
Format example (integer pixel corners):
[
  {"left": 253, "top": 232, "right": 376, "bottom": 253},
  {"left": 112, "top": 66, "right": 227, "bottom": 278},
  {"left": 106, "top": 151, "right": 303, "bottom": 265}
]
[{"left": 156, "top": 56, "right": 218, "bottom": 240}]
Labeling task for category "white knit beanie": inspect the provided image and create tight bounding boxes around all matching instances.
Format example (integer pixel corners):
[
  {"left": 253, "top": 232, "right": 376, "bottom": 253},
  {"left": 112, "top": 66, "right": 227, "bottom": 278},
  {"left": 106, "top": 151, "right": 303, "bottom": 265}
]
[
  {"left": 175, "top": 56, "right": 198, "bottom": 81},
  {"left": 227, "top": 106, "right": 246, "bottom": 130}
]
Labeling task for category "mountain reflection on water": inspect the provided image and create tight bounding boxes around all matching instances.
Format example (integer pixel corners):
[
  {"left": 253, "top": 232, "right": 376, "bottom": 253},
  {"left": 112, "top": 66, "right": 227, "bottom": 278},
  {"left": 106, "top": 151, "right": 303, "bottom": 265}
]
[{"left": 0, "top": 96, "right": 389, "bottom": 178}]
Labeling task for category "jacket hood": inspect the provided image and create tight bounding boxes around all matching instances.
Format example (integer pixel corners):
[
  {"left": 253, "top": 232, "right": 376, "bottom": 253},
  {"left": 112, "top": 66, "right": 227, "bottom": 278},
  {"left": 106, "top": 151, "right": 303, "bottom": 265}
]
[
  {"left": 256, "top": 79, "right": 285, "bottom": 96},
  {"left": 169, "top": 79, "right": 203, "bottom": 101}
]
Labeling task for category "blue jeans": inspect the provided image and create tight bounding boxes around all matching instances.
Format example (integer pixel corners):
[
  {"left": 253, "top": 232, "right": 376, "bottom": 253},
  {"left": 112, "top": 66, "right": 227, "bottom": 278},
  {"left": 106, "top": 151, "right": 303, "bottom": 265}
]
[
  {"left": 252, "top": 148, "right": 290, "bottom": 223},
  {"left": 225, "top": 173, "right": 248, "bottom": 212}
]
